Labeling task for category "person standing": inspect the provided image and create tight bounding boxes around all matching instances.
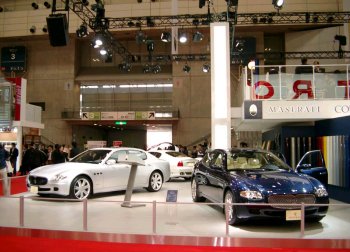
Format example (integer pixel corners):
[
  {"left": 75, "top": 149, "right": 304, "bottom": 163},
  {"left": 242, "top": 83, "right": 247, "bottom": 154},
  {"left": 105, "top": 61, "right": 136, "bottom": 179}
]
[
  {"left": 9, "top": 143, "right": 19, "bottom": 176},
  {"left": 69, "top": 141, "right": 80, "bottom": 158},
  {"left": 0, "top": 144, "right": 9, "bottom": 196},
  {"left": 52, "top": 144, "right": 66, "bottom": 164}
]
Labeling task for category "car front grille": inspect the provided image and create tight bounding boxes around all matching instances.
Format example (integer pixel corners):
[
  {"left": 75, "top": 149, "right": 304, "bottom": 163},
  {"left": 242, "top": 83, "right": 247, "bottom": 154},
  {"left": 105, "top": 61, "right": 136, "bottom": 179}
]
[
  {"left": 268, "top": 194, "right": 316, "bottom": 209},
  {"left": 29, "top": 176, "right": 48, "bottom": 186}
]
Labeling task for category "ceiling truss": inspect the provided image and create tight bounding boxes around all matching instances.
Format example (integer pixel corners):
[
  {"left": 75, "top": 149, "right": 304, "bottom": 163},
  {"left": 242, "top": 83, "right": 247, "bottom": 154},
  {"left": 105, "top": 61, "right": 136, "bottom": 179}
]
[{"left": 60, "top": 1, "right": 350, "bottom": 62}]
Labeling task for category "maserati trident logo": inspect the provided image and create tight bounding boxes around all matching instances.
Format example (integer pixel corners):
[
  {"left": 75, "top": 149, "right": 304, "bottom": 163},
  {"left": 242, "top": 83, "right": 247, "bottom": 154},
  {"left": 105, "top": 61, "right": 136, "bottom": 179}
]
[
  {"left": 249, "top": 104, "right": 258, "bottom": 116},
  {"left": 244, "top": 101, "right": 262, "bottom": 119}
]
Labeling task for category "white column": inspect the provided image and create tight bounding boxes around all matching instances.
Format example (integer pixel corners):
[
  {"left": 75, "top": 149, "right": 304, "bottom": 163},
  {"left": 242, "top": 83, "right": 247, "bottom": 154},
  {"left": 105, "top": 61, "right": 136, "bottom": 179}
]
[{"left": 210, "top": 22, "right": 231, "bottom": 149}]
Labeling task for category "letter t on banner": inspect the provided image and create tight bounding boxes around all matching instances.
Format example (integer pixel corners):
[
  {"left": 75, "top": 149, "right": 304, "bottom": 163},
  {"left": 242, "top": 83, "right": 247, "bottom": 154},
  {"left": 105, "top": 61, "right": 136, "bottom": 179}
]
[{"left": 211, "top": 22, "right": 231, "bottom": 149}]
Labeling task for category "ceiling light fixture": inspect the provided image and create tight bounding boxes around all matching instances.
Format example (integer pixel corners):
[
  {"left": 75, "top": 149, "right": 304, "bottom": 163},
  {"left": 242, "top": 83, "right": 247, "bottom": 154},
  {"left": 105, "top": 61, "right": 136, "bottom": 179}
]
[
  {"left": 183, "top": 64, "right": 191, "bottom": 73},
  {"left": 31, "top": 2, "right": 39, "bottom": 9},
  {"left": 76, "top": 24, "right": 89, "bottom": 38},
  {"left": 119, "top": 62, "right": 132, "bottom": 72},
  {"left": 136, "top": 30, "right": 147, "bottom": 44},
  {"left": 44, "top": 1, "right": 51, "bottom": 9},
  {"left": 99, "top": 48, "right": 107, "bottom": 55},
  {"left": 161, "top": 32, "right": 171, "bottom": 42},
  {"left": 29, "top": 25, "right": 36, "bottom": 33},
  {"left": 202, "top": 63, "right": 210, "bottom": 73},
  {"left": 272, "top": 0, "right": 284, "bottom": 10},
  {"left": 193, "top": 31, "right": 204, "bottom": 42},
  {"left": 179, "top": 32, "right": 188, "bottom": 43},
  {"left": 153, "top": 65, "right": 161, "bottom": 74}
]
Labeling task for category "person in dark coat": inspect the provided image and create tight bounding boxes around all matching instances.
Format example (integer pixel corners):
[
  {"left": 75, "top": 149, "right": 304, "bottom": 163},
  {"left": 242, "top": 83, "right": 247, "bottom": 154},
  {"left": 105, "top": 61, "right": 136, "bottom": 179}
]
[
  {"left": 69, "top": 141, "right": 80, "bottom": 159},
  {"left": 51, "top": 144, "right": 66, "bottom": 164},
  {"left": 9, "top": 143, "right": 19, "bottom": 176}
]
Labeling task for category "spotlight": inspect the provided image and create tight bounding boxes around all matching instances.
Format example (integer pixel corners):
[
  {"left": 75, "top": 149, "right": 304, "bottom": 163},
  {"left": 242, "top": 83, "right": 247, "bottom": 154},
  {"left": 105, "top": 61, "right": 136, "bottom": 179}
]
[
  {"left": 272, "top": 0, "right": 283, "bottom": 10},
  {"left": 127, "top": 21, "right": 135, "bottom": 27},
  {"left": 147, "top": 41, "right": 154, "bottom": 52},
  {"left": 327, "top": 16, "right": 334, "bottom": 23},
  {"left": 76, "top": 24, "right": 89, "bottom": 38},
  {"left": 248, "top": 60, "right": 256, "bottom": 70},
  {"left": 147, "top": 17, "right": 155, "bottom": 27},
  {"left": 29, "top": 25, "right": 36, "bottom": 33},
  {"left": 202, "top": 63, "right": 210, "bottom": 73},
  {"left": 42, "top": 25, "right": 48, "bottom": 33},
  {"left": 192, "top": 31, "right": 204, "bottom": 42},
  {"left": 136, "top": 31, "right": 146, "bottom": 44},
  {"left": 192, "top": 19, "right": 200, "bottom": 26},
  {"left": 92, "top": 35, "right": 104, "bottom": 48},
  {"left": 183, "top": 64, "right": 191, "bottom": 73},
  {"left": 31, "top": 2, "right": 39, "bottom": 9},
  {"left": 99, "top": 47, "right": 107, "bottom": 55},
  {"left": 153, "top": 65, "right": 161, "bottom": 74},
  {"left": 161, "top": 32, "right": 171, "bottom": 43},
  {"left": 143, "top": 64, "right": 151, "bottom": 73},
  {"left": 44, "top": 1, "right": 51, "bottom": 8},
  {"left": 82, "top": 0, "right": 89, "bottom": 6},
  {"left": 91, "top": 0, "right": 105, "bottom": 19},
  {"left": 119, "top": 63, "right": 132, "bottom": 72},
  {"left": 179, "top": 32, "right": 188, "bottom": 43},
  {"left": 259, "top": 17, "right": 267, "bottom": 23}
]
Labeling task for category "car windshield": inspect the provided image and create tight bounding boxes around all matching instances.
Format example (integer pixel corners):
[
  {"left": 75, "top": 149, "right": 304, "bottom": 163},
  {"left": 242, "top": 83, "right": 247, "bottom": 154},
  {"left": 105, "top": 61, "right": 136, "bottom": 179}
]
[
  {"left": 70, "top": 149, "right": 111, "bottom": 164},
  {"left": 226, "top": 150, "right": 291, "bottom": 171},
  {"left": 166, "top": 151, "right": 188, "bottom": 158}
]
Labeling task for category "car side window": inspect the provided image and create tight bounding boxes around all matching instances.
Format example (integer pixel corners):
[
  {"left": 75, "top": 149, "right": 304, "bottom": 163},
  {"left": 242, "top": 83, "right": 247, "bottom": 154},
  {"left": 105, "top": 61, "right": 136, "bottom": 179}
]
[
  {"left": 128, "top": 150, "right": 147, "bottom": 160},
  {"left": 108, "top": 150, "right": 127, "bottom": 162},
  {"left": 202, "top": 152, "right": 215, "bottom": 167},
  {"left": 149, "top": 152, "right": 161, "bottom": 158},
  {"left": 211, "top": 153, "right": 224, "bottom": 168}
]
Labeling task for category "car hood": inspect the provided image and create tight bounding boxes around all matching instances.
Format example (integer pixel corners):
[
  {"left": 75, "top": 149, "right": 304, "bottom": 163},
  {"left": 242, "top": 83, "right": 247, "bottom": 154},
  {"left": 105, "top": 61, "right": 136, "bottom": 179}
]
[
  {"left": 29, "top": 162, "right": 91, "bottom": 177},
  {"left": 235, "top": 170, "right": 315, "bottom": 194}
]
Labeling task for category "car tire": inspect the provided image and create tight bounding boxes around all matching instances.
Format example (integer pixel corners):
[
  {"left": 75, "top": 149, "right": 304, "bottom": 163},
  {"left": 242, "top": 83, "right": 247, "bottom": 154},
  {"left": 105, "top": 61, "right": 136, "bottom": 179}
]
[
  {"left": 69, "top": 176, "right": 92, "bottom": 200},
  {"left": 191, "top": 178, "right": 205, "bottom": 202},
  {"left": 147, "top": 171, "right": 163, "bottom": 192},
  {"left": 224, "top": 190, "right": 241, "bottom": 225}
]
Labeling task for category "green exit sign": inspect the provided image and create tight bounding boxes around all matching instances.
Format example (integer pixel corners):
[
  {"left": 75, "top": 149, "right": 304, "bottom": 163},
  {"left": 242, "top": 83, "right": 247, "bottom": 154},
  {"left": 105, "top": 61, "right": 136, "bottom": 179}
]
[{"left": 115, "top": 121, "right": 127, "bottom": 125}]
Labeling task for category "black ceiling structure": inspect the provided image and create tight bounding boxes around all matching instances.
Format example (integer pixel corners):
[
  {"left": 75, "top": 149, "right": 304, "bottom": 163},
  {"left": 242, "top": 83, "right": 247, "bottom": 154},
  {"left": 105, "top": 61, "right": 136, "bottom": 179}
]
[{"left": 58, "top": 0, "right": 350, "bottom": 62}]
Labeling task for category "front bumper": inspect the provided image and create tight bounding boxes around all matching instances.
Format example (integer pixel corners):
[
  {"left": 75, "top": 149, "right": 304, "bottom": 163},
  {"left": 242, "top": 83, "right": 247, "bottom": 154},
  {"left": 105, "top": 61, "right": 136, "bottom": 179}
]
[{"left": 27, "top": 175, "right": 71, "bottom": 196}]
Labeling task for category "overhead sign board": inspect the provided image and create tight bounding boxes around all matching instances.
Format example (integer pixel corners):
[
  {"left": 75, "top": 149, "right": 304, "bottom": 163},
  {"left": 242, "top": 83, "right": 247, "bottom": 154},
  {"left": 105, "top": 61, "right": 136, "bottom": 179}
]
[
  {"left": 1, "top": 46, "right": 26, "bottom": 72},
  {"left": 81, "top": 112, "right": 101, "bottom": 120}
]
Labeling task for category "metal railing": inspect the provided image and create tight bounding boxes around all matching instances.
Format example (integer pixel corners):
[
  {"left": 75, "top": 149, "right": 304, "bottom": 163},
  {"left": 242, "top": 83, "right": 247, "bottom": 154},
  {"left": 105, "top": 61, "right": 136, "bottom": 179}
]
[{"left": 0, "top": 188, "right": 349, "bottom": 240}]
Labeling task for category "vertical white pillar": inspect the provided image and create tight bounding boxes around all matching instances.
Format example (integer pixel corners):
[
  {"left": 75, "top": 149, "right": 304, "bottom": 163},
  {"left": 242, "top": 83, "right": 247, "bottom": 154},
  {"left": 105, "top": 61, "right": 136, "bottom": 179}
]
[{"left": 211, "top": 22, "right": 231, "bottom": 149}]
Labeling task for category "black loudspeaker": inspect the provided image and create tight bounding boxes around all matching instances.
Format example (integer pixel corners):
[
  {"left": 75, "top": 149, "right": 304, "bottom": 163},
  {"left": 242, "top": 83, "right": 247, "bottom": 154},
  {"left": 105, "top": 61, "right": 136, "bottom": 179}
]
[{"left": 46, "top": 14, "right": 69, "bottom": 47}]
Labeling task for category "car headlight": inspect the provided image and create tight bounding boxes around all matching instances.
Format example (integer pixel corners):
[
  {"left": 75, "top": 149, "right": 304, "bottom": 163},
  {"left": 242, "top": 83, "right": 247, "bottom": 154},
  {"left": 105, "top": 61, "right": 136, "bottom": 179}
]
[
  {"left": 315, "top": 187, "right": 328, "bottom": 197},
  {"left": 53, "top": 174, "right": 67, "bottom": 182},
  {"left": 240, "top": 190, "right": 263, "bottom": 200}
]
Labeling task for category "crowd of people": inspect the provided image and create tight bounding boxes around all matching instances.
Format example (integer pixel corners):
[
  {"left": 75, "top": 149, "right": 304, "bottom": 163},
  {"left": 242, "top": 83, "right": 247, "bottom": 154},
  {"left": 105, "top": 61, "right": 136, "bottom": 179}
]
[{"left": 0, "top": 141, "right": 81, "bottom": 177}]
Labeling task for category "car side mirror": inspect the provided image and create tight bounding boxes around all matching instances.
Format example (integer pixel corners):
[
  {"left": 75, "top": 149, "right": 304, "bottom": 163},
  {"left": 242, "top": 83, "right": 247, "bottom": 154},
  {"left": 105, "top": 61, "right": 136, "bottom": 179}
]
[{"left": 106, "top": 159, "right": 117, "bottom": 165}]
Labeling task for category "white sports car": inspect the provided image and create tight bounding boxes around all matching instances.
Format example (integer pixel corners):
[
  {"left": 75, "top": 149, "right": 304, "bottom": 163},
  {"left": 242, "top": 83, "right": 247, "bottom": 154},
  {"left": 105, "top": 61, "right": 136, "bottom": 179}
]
[
  {"left": 27, "top": 147, "right": 170, "bottom": 200},
  {"left": 148, "top": 150, "right": 196, "bottom": 180}
]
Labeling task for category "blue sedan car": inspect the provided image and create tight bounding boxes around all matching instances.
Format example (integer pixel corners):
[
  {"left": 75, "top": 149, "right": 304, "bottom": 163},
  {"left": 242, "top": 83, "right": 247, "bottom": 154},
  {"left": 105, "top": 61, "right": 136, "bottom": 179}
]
[{"left": 191, "top": 148, "right": 329, "bottom": 225}]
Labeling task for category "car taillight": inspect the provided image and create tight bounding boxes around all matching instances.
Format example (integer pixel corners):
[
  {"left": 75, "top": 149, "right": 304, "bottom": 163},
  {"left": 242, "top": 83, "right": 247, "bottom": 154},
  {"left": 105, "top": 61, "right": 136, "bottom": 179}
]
[{"left": 177, "top": 161, "right": 183, "bottom": 167}]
